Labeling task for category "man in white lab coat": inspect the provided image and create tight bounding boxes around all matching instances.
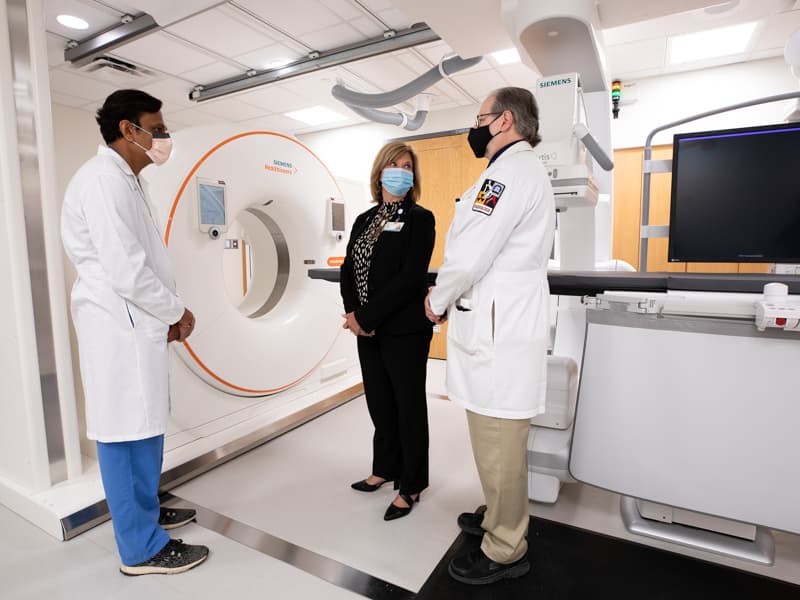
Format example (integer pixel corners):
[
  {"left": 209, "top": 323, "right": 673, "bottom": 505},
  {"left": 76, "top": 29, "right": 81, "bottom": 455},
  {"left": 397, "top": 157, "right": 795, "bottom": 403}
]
[
  {"left": 426, "top": 87, "right": 555, "bottom": 585},
  {"left": 62, "top": 90, "right": 209, "bottom": 575}
]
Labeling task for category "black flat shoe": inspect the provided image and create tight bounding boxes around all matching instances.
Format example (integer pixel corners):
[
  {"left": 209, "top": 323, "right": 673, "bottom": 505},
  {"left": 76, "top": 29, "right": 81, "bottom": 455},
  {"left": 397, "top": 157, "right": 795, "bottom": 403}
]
[
  {"left": 351, "top": 478, "right": 391, "bottom": 492},
  {"left": 384, "top": 493, "right": 419, "bottom": 521}
]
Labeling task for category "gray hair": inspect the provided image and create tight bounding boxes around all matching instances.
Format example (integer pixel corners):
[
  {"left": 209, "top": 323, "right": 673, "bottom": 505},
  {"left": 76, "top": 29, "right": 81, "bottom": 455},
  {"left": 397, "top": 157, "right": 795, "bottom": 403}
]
[{"left": 490, "top": 87, "right": 541, "bottom": 148}]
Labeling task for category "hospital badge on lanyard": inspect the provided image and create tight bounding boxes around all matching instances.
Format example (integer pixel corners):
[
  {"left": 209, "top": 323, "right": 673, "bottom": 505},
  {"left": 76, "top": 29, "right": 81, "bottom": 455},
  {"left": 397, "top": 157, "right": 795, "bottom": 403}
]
[{"left": 472, "top": 178, "right": 505, "bottom": 215}]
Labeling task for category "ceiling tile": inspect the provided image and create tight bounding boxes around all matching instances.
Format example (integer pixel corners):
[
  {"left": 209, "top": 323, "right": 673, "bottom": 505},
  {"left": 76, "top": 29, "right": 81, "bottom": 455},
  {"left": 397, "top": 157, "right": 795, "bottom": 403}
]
[
  {"left": 236, "top": 84, "right": 311, "bottom": 114},
  {"left": 376, "top": 8, "right": 414, "bottom": 30},
  {"left": 280, "top": 68, "right": 355, "bottom": 99},
  {"left": 606, "top": 38, "right": 667, "bottom": 78},
  {"left": 323, "top": 0, "right": 364, "bottom": 20},
  {"left": 451, "top": 69, "right": 507, "bottom": 99},
  {"left": 139, "top": 78, "right": 197, "bottom": 109},
  {"left": 356, "top": 0, "right": 394, "bottom": 10},
  {"left": 428, "top": 79, "right": 471, "bottom": 103},
  {"left": 498, "top": 63, "right": 541, "bottom": 89},
  {"left": 112, "top": 32, "right": 215, "bottom": 76},
  {"left": 395, "top": 50, "right": 433, "bottom": 75},
  {"left": 298, "top": 22, "right": 366, "bottom": 50},
  {"left": 233, "top": 0, "right": 342, "bottom": 37},
  {"left": 344, "top": 55, "right": 420, "bottom": 90},
  {"left": 166, "top": 8, "right": 275, "bottom": 58},
  {"left": 49, "top": 67, "right": 117, "bottom": 101},
  {"left": 45, "top": 0, "right": 121, "bottom": 39},
  {"left": 192, "top": 97, "right": 270, "bottom": 121},
  {"left": 349, "top": 16, "right": 384, "bottom": 38},
  {"left": 180, "top": 62, "right": 243, "bottom": 85},
  {"left": 234, "top": 43, "right": 305, "bottom": 70},
  {"left": 416, "top": 41, "right": 456, "bottom": 64}
]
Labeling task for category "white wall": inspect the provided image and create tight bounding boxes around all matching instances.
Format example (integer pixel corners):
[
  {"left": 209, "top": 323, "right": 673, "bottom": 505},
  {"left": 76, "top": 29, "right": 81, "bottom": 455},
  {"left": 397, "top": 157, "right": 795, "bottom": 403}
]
[
  {"left": 52, "top": 104, "right": 101, "bottom": 201},
  {"left": 298, "top": 104, "right": 478, "bottom": 187},
  {"left": 51, "top": 103, "right": 104, "bottom": 451},
  {"left": 611, "top": 57, "right": 799, "bottom": 149}
]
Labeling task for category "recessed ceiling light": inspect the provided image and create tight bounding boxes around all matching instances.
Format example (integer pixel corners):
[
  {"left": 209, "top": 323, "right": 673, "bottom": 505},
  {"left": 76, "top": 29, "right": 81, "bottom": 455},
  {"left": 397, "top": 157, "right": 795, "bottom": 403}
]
[
  {"left": 284, "top": 106, "right": 347, "bottom": 126},
  {"left": 56, "top": 14, "right": 89, "bottom": 30},
  {"left": 668, "top": 22, "right": 757, "bottom": 65},
  {"left": 491, "top": 47, "right": 521, "bottom": 65}
]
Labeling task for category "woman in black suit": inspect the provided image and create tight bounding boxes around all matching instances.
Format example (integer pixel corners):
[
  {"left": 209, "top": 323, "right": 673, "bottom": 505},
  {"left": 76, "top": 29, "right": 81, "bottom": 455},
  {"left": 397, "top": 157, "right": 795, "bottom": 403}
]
[{"left": 340, "top": 141, "right": 436, "bottom": 521}]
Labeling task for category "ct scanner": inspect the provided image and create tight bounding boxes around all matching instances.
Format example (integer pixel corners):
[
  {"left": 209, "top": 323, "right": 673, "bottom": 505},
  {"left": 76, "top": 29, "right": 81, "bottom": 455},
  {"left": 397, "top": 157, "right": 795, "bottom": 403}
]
[{"left": 143, "top": 126, "right": 367, "bottom": 475}]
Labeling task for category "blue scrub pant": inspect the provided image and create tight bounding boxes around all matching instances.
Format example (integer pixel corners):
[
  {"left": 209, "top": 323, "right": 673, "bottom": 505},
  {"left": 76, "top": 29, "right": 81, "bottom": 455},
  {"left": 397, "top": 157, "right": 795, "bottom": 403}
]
[{"left": 96, "top": 435, "right": 170, "bottom": 566}]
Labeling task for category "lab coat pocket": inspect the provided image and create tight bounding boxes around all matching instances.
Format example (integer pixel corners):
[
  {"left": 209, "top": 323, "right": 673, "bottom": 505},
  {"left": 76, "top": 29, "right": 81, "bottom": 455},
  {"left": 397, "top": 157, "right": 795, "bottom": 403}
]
[{"left": 447, "top": 289, "right": 492, "bottom": 356}]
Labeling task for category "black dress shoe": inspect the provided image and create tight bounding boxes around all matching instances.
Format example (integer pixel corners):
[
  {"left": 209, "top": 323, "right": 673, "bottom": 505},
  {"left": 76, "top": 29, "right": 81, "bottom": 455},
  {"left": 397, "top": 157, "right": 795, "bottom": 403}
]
[
  {"left": 448, "top": 548, "right": 530, "bottom": 585},
  {"left": 351, "top": 478, "right": 391, "bottom": 492},
  {"left": 457, "top": 511, "right": 484, "bottom": 536},
  {"left": 383, "top": 493, "right": 419, "bottom": 521}
]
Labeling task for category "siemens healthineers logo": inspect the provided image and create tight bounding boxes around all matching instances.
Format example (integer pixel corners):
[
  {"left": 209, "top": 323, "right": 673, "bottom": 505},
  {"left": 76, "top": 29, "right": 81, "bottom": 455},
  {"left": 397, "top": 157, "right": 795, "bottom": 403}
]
[{"left": 538, "top": 77, "right": 573, "bottom": 89}]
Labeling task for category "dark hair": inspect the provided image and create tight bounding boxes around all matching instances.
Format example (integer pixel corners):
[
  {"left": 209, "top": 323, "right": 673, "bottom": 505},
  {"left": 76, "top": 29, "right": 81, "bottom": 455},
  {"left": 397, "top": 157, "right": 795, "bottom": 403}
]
[
  {"left": 96, "top": 89, "right": 162, "bottom": 144},
  {"left": 491, "top": 87, "right": 542, "bottom": 148}
]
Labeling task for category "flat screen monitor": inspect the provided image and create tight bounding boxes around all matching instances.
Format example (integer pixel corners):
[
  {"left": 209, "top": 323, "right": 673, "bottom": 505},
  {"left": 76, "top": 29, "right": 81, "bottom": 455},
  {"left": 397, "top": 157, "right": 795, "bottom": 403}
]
[
  {"left": 668, "top": 122, "right": 800, "bottom": 263},
  {"left": 197, "top": 178, "right": 227, "bottom": 232}
]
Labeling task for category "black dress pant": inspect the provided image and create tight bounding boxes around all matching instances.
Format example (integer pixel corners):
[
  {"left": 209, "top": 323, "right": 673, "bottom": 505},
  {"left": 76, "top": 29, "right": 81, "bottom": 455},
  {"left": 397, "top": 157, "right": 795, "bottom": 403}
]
[{"left": 356, "top": 329, "right": 432, "bottom": 496}]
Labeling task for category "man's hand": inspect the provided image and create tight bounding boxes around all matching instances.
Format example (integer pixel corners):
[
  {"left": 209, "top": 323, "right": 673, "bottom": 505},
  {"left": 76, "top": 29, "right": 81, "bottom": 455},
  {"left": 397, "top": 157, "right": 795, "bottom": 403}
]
[
  {"left": 172, "top": 308, "right": 195, "bottom": 343},
  {"left": 167, "top": 324, "right": 180, "bottom": 343},
  {"left": 425, "top": 290, "right": 446, "bottom": 324},
  {"left": 342, "top": 312, "right": 374, "bottom": 337}
]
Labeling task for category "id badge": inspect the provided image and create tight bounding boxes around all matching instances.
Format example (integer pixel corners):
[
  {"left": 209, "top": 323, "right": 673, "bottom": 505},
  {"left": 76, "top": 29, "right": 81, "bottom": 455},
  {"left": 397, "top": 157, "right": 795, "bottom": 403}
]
[{"left": 383, "top": 221, "right": 404, "bottom": 232}]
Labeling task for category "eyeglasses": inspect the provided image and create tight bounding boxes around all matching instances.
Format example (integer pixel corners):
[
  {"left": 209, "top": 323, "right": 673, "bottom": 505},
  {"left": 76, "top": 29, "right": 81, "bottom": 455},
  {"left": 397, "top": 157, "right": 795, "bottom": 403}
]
[{"left": 474, "top": 112, "right": 500, "bottom": 128}]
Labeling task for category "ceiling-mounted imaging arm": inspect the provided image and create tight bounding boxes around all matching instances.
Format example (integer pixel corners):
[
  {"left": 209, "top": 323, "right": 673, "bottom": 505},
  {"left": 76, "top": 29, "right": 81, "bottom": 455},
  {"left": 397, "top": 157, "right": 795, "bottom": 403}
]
[
  {"left": 332, "top": 54, "right": 481, "bottom": 130},
  {"left": 573, "top": 122, "right": 613, "bottom": 171}
]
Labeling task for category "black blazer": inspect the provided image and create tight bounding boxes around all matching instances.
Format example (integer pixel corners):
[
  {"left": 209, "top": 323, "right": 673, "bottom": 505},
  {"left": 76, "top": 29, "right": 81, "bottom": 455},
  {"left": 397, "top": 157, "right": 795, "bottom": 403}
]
[{"left": 340, "top": 199, "right": 435, "bottom": 335}]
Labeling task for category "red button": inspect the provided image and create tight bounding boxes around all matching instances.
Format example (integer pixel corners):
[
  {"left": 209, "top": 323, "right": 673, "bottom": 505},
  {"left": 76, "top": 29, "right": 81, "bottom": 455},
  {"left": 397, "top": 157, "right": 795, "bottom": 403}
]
[{"left": 776, "top": 317, "right": 787, "bottom": 326}]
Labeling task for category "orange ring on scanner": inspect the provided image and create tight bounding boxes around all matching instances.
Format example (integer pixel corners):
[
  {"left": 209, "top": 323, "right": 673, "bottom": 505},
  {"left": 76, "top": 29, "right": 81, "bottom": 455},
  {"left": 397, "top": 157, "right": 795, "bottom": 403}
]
[{"left": 167, "top": 130, "right": 344, "bottom": 394}]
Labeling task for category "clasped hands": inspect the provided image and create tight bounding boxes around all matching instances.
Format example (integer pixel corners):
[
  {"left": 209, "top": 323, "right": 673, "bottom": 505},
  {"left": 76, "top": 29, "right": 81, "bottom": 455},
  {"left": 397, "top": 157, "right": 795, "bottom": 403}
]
[
  {"left": 342, "top": 312, "right": 374, "bottom": 337},
  {"left": 167, "top": 308, "right": 195, "bottom": 343}
]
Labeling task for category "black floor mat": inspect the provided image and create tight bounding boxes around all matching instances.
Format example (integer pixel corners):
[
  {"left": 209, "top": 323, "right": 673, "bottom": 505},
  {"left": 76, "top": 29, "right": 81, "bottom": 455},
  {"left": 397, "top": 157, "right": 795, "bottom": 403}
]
[{"left": 416, "top": 517, "right": 800, "bottom": 600}]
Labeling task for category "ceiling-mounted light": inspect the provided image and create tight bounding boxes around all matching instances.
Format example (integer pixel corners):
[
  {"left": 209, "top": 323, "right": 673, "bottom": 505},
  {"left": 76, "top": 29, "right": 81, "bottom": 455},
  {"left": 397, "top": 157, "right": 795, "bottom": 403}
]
[
  {"left": 668, "top": 22, "right": 757, "bottom": 65},
  {"left": 491, "top": 47, "right": 521, "bottom": 65},
  {"left": 57, "top": 14, "right": 89, "bottom": 30},
  {"left": 264, "top": 58, "right": 293, "bottom": 70},
  {"left": 285, "top": 106, "right": 347, "bottom": 126}
]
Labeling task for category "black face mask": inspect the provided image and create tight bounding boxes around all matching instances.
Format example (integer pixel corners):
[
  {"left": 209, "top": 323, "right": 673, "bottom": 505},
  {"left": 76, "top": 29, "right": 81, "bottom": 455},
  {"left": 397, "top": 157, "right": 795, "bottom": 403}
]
[{"left": 467, "top": 114, "right": 502, "bottom": 158}]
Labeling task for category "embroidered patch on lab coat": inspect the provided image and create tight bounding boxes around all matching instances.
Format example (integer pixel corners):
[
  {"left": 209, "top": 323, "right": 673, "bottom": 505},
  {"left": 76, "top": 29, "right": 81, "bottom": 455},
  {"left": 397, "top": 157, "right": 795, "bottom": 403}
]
[{"left": 472, "top": 179, "right": 505, "bottom": 215}]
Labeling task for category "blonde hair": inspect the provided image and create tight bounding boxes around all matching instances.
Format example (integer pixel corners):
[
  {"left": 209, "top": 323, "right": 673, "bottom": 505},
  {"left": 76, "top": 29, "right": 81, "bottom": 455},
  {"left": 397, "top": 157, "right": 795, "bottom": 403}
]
[{"left": 369, "top": 141, "right": 421, "bottom": 204}]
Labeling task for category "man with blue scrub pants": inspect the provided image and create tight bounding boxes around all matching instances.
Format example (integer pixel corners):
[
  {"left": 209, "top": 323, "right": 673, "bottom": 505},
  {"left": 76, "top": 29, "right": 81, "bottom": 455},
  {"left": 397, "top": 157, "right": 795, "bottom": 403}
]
[{"left": 62, "top": 90, "right": 209, "bottom": 575}]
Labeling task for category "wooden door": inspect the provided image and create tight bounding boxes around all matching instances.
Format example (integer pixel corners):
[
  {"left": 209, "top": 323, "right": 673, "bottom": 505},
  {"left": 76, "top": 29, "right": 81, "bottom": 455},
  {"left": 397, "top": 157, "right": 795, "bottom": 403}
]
[
  {"left": 612, "top": 145, "right": 768, "bottom": 274},
  {"left": 408, "top": 133, "right": 486, "bottom": 359}
]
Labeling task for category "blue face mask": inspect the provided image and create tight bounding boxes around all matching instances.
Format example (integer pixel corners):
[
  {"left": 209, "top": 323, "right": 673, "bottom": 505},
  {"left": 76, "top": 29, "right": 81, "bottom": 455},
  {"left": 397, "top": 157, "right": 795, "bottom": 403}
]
[{"left": 381, "top": 167, "right": 414, "bottom": 197}]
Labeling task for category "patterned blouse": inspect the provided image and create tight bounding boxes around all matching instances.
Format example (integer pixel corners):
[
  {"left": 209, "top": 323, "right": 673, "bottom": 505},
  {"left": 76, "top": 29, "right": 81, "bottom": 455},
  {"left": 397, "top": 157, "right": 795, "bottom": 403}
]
[{"left": 352, "top": 201, "right": 402, "bottom": 305}]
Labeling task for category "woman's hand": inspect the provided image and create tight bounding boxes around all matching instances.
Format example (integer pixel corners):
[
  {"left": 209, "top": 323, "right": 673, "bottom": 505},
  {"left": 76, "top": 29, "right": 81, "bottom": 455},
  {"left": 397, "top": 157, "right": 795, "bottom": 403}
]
[{"left": 342, "top": 312, "right": 374, "bottom": 336}]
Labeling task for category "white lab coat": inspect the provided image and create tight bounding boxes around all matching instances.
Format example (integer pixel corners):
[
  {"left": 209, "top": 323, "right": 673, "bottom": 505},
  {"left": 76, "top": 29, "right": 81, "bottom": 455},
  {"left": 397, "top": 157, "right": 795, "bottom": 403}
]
[
  {"left": 61, "top": 145, "right": 184, "bottom": 442},
  {"left": 429, "top": 141, "right": 555, "bottom": 419}
]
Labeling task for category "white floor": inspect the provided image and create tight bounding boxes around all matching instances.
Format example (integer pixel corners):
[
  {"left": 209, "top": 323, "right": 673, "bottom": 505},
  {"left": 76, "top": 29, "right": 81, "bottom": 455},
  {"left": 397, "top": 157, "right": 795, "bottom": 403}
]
[{"left": 3, "top": 359, "right": 800, "bottom": 598}]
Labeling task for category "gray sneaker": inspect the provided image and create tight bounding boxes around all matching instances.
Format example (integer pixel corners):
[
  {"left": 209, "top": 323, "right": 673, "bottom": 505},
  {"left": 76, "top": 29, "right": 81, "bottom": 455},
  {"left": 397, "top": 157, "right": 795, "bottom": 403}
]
[
  {"left": 120, "top": 539, "right": 209, "bottom": 576},
  {"left": 159, "top": 507, "right": 196, "bottom": 530}
]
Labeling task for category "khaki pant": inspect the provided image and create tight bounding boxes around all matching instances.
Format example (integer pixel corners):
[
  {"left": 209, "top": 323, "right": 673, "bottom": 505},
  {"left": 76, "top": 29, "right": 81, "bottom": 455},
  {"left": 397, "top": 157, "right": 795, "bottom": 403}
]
[{"left": 466, "top": 410, "right": 530, "bottom": 564}]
